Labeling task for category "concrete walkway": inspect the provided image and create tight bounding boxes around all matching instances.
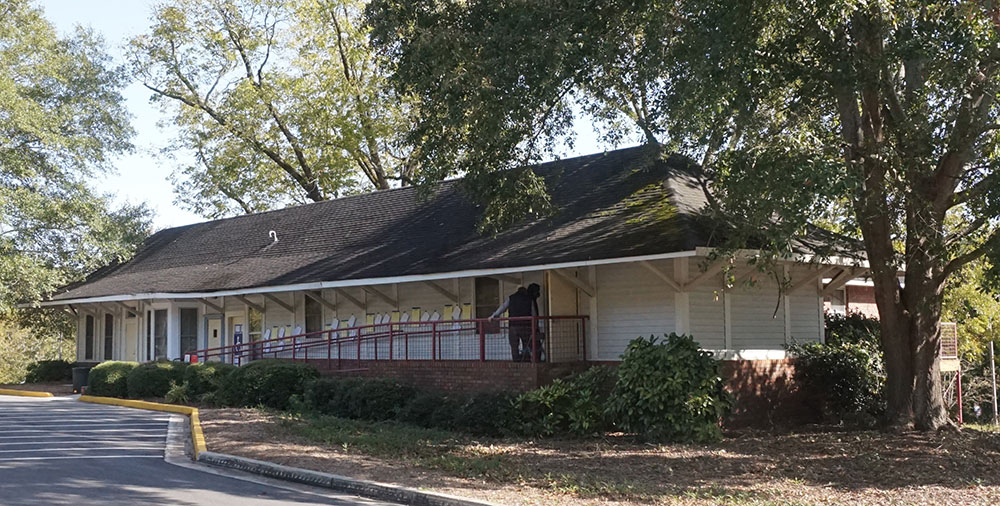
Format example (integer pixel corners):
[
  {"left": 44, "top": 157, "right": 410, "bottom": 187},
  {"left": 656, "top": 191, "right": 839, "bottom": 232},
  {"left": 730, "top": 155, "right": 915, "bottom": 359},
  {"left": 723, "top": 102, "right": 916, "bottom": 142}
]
[{"left": 0, "top": 396, "right": 396, "bottom": 506}]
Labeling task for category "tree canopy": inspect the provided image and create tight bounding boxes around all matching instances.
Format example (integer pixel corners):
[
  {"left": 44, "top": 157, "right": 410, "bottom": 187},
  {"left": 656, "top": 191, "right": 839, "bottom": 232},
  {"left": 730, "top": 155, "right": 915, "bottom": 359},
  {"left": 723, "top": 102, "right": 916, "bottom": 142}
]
[
  {"left": 1, "top": 0, "right": 151, "bottom": 328},
  {"left": 368, "top": 0, "right": 1000, "bottom": 429},
  {"left": 129, "top": 0, "right": 421, "bottom": 218}
]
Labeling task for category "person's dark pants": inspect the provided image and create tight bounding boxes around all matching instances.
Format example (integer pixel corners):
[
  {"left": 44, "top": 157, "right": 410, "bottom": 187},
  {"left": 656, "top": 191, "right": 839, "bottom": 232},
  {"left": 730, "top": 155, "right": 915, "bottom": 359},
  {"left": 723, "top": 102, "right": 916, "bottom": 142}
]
[{"left": 509, "top": 322, "right": 531, "bottom": 361}]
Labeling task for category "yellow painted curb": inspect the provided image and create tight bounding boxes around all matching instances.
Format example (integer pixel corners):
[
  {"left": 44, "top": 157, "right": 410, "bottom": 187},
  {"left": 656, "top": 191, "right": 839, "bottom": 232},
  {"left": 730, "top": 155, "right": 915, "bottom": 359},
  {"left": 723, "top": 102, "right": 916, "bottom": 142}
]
[
  {"left": 0, "top": 388, "right": 54, "bottom": 398},
  {"left": 78, "top": 395, "right": 207, "bottom": 457}
]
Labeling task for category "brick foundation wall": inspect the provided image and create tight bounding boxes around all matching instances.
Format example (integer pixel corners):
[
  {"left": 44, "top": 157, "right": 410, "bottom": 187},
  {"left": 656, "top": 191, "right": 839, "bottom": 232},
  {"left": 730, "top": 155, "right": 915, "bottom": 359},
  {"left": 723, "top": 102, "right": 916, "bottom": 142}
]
[
  {"left": 721, "top": 359, "right": 818, "bottom": 427},
  {"left": 308, "top": 358, "right": 815, "bottom": 427}
]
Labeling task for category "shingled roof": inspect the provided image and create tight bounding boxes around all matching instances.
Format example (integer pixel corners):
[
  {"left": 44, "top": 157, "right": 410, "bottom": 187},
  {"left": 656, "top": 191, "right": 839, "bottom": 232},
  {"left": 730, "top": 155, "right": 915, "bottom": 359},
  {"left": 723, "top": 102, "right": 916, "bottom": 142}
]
[{"left": 46, "top": 146, "right": 824, "bottom": 302}]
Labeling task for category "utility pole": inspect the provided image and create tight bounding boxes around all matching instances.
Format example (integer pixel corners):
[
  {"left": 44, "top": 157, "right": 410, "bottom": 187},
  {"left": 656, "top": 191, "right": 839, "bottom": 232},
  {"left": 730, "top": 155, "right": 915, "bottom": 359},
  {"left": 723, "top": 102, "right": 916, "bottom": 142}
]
[{"left": 989, "top": 340, "right": 999, "bottom": 425}]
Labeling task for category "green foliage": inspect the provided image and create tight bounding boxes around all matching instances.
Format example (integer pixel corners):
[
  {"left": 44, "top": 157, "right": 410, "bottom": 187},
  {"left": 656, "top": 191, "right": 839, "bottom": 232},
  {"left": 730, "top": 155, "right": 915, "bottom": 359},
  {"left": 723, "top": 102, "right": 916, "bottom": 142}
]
[
  {"left": 220, "top": 360, "right": 318, "bottom": 409},
  {"left": 1, "top": 0, "right": 150, "bottom": 327},
  {"left": 395, "top": 391, "right": 461, "bottom": 429},
  {"left": 825, "top": 312, "right": 881, "bottom": 347},
  {"left": 24, "top": 359, "right": 74, "bottom": 383},
  {"left": 787, "top": 340, "right": 885, "bottom": 424},
  {"left": 607, "top": 334, "right": 729, "bottom": 443},
  {"left": 126, "top": 361, "right": 188, "bottom": 399},
  {"left": 165, "top": 381, "right": 191, "bottom": 404},
  {"left": 514, "top": 366, "right": 616, "bottom": 437},
  {"left": 88, "top": 361, "right": 139, "bottom": 398},
  {"left": 129, "top": 0, "right": 422, "bottom": 218},
  {"left": 183, "top": 362, "right": 236, "bottom": 398},
  {"left": 302, "top": 377, "right": 414, "bottom": 421},
  {"left": 0, "top": 325, "right": 76, "bottom": 384},
  {"left": 451, "top": 392, "right": 517, "bottom": 437}
]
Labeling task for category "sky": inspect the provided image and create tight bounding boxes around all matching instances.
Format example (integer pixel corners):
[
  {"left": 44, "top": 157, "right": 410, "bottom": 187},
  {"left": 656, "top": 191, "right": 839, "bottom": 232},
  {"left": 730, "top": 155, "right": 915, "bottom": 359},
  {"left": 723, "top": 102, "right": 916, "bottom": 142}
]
[{"left": 37, "top": 0, "right": 611, "bottom": 230}]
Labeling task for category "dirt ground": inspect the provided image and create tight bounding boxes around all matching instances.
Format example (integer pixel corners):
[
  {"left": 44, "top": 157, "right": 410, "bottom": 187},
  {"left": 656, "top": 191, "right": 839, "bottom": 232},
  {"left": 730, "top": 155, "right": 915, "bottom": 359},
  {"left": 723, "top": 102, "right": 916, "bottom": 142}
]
[
  {"left": 0, "top": 382, "right": 75, "bottom": 396},
  {"left": 199, "top": 408, "right": 1000, "bottom": 505}
]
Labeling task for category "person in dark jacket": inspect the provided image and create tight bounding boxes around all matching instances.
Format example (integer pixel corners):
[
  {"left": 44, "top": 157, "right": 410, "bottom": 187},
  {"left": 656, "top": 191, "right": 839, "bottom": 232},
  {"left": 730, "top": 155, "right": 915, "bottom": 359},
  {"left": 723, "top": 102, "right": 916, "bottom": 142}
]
[{"left": 490, "top": 283, "right": 542, "bottom": 361}]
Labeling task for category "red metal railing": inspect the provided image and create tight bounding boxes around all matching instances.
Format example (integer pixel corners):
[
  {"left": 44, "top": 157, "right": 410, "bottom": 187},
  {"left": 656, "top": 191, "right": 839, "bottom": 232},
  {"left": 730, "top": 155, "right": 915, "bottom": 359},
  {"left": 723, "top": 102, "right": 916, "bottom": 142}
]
[{"left": 188, "top": 316, "right": 588, "bottom": 368}]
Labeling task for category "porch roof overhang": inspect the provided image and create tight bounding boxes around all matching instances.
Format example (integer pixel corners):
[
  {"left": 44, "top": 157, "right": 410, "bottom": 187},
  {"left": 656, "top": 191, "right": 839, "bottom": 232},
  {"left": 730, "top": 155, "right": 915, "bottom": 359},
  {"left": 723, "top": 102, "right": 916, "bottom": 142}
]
[{"left": 29, "top": 247, "right": 868, "bottom": 307}]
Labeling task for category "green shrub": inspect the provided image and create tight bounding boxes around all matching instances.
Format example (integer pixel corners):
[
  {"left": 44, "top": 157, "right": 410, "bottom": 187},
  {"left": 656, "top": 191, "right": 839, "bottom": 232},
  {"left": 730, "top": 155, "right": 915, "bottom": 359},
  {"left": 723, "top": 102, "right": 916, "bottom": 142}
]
[
  {"left": 165, "top": 381, "right": 191, "bottom": 404},
  {"left": 607, "top": 334, "right": 729, "bottom": 442},
  {"left": 24, "top": 360, "right": 74, "bottom": 383},
  {"left": 825, "top": 312, "right": 881, "bottom": 347},
  {"left": 514, "top": 365, "right": 616, "bottom": 436},
  {"left": 88, "top": 361, "right": 138, "bottom": 398},
  {"left": 302, "top": 377, "right": 414, "bottom": 420},
  {"left": 787, "top": 340, "right": 884, "bottom": 423},
  {"left": 183, "top": 362, "right": 236, "bottom": 398},
  {"left": 220, "top": 360, "right": 318, "bottom": 409},
  {"left": 452, "top": 392, "right": 516, "bottom": 436},
  {"left": 126, "top": 361, "right": 188, "bottom": 399},
  {"left": 396, "top": 391, "right": 461, "bottom": 429}
]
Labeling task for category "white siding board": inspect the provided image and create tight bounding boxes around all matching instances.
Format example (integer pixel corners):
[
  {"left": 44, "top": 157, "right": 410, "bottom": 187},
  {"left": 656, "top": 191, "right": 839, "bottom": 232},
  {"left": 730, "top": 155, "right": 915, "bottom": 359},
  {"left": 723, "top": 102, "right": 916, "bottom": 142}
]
[
  {"left": 689, "top": 286, "right": 725, "bottom": 349},
  {"left": 596, "top": 263, "right": 675, "bottom": 360},
  {"left": 729, "top": 278, "right": 786, "bottom": 349}
]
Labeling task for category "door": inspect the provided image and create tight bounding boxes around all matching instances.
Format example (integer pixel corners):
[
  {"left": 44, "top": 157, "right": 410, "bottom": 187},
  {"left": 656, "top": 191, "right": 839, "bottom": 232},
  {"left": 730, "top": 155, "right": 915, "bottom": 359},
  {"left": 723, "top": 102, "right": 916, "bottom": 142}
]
[
  {"left": 207, "top": 318, "right": 222, "bottom": 361},
  {"left": 124, "top": 315, "right": 138, "bottom": 362}
]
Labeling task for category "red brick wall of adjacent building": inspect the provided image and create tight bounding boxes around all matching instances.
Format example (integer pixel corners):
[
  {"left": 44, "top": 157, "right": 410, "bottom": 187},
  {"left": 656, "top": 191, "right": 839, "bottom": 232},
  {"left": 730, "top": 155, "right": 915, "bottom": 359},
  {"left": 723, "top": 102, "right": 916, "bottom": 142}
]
[
  {"left": 311, "top": 358, "right": 815, "bottom": 428},
  {"left": 846, "top": 285, "right": 880, "bottom": 318}
]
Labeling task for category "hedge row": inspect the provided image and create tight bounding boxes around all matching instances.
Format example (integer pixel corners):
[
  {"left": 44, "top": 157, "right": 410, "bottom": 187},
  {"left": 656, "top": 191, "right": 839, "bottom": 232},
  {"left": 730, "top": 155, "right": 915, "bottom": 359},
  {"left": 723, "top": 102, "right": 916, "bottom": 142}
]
[{"left": 85, "top": 334, "right": 730, "bottom": 442}]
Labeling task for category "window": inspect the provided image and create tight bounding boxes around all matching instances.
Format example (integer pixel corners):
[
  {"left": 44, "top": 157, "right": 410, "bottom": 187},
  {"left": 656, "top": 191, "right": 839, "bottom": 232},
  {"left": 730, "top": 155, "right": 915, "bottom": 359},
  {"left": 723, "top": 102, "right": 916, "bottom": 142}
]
[
  {"left": 248, "top": 307, "right": 263, "bottom": 342},
  {"left": 180, "top": 308, "right": 198, "bottom": 357},
  {"left": 154, "top": 309, "right": 167, "bottom": 359},
  {"left": 84, "top": 315, "right": 95, "bottom": 360},
  {"left": 305, "top": 296, "right": 323, "bottom": 334},
  {"left": 103, "top": 313, "right": 114, "bottom": 360},
  {"left": 475, "top": 277, "right": 501, "bottom": 318}
]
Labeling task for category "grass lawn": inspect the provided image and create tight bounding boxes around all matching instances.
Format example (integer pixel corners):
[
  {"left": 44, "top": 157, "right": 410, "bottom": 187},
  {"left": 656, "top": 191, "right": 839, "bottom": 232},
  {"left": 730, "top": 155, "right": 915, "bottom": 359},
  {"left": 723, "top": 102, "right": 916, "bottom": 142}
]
[{"left": 200, "top": 408, "right": 1000, "bottom": 505}]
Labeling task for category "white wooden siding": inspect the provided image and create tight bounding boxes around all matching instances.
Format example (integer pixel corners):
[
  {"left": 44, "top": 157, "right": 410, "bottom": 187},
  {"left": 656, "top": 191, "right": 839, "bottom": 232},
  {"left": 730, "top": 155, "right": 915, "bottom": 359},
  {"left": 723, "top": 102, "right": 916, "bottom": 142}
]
[
  {"left": 729, "top": 278, "right": 787, "bottom": 349},
  {"left": 689, "top": 285, "right": 726, "bottom": 348},
  {"left": 596, "top": 263, "right": 676, "bottom": 360}
]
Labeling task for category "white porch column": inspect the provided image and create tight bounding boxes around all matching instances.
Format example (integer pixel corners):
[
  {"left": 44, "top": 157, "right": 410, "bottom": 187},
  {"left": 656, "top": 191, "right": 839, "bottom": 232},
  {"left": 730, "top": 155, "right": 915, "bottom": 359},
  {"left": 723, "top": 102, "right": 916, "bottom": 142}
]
[
  {"left": 674, "top": 258, "right": 690, "bottom": 335},
  {"left": 587, "top": 265, "right": 599, "bottom": 361}
]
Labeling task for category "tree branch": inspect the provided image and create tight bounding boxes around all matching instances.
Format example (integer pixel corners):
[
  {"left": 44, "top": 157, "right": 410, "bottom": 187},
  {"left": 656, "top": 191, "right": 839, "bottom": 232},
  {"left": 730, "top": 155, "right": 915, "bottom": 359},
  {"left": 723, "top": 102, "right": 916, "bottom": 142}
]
[{"left": 941, "top": 228, "right": 1000, "bottom": 281}]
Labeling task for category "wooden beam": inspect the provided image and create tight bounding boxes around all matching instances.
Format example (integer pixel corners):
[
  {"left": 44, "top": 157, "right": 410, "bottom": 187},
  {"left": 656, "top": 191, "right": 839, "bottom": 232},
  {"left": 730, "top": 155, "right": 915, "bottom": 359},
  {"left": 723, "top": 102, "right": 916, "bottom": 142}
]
[
  {"left": 424, "top": 280, "right": 459, "bottom": 303},
  {"left": 304, "top": 291, "right": 336, "bottom": 312},
  {"left": 822, "top": 269, "right": 857, "bottom": 295},
  {"left": 363, "top": 286, "right": 397, "bottom": 306},
  {"left": 115, "top": 301, "right": 135, "bottom": 313},
  {"left": 787, "top": 266, "right": 836, "bottom": 294},
  {"left": 685, "top": 258, "right": 727, "bottom": 290},
  {"left": 333, "top": 288, "right": 365, "bottom": 309},
  {"left": 263, "top": 293, "right": 294, "bottom": 313},
  {"left": 198, "top": 298, "right": 224, "bottom": 313},
  {"left": 551, "top": 269, "right": 595, "bottom": 297},
  {"left": 490, "top": 274, "right": 522, "bottom": 285},
  {"left": 234, "top": 295, "right": 264, "bottom": 313},
  {"left": 640, "top": 261, "right": 683, "bottom": 291},
  {"left": 66, "top": 304, "right": 78, "bottom": 316}
]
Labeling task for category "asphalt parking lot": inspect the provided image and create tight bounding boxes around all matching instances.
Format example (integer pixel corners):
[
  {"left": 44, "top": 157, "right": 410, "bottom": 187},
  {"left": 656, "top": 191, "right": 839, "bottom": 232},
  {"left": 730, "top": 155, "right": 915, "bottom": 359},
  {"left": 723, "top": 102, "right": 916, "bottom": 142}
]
[{"left": 0, "top": 396, "right": 395, "bottom": 506}]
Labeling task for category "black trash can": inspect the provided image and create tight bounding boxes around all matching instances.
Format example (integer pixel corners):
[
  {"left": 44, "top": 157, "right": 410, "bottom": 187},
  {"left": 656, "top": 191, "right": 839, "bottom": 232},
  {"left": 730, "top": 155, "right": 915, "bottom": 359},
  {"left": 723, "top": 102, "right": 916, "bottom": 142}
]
[{"left": 72, "top": 366, "right": 91, "bottom": 394}]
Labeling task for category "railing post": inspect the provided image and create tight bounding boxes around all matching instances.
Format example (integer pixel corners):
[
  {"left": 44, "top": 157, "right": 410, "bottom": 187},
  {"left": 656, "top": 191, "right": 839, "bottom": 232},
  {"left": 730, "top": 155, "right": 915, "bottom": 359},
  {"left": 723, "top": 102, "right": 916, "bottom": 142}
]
[
  {"left": 479, "top": 320, "right": 486, "bottom": 362},
  {"left": 327, "top": 330, "right": 332, "bottom": 370},
  {"left": 581, "top": 317, "right": 587, "bottom": 362},
  {"left": 405, "top": 324, "right": 409, "bottom": 360},
  {"left": 531, "top": 317, "right": 537, "bottom": 364},
  {"left": 432, "top": 322, "right": 437, "bottom": 361},
  {"left": 389, "top": 325, "right": 394, "bottom": 361},
  {"left": 292, "top": 335, "right": 297, "bottom": 361}
]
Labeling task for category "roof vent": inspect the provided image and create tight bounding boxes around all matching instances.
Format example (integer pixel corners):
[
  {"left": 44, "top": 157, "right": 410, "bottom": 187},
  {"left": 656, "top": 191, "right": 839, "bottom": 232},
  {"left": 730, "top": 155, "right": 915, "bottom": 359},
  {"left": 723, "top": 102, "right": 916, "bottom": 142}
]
[{"left": 269, "top": 230, "right": 279, "bottom": 243}]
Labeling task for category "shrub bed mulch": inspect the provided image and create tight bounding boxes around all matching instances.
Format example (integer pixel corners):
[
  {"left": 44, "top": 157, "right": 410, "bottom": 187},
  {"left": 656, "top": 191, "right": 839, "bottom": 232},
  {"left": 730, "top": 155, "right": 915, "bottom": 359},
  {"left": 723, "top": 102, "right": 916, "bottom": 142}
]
[
  {"left": 0, "top": 382, "right": 74, "bottom": 396},
  {"left": 199, "top": 408, "right": 1000, "bottom": 505}
]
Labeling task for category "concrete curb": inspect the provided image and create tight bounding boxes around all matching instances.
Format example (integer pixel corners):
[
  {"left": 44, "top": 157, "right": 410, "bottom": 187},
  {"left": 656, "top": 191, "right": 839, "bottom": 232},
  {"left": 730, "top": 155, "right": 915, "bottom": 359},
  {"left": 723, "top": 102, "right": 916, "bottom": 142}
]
[
  {"left": 77, "top": 395, "right": 207, "bottom": 457},
  {"left": 0, "top": 388, "right": 54, "bottom": 398},
  {"left": 197, "top": 451, "right": 497, "bottom": 506}
]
